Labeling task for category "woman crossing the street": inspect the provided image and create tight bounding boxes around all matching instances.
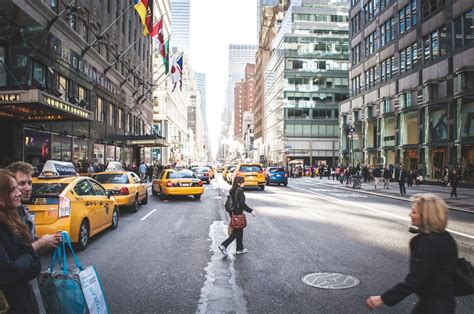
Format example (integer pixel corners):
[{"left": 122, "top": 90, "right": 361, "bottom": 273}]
[
  {"left": 219, "top": 176, "right": 255, "bottom": 256},
  {"left": 366, "top": 193, "right": 458, "bottom": 313}
]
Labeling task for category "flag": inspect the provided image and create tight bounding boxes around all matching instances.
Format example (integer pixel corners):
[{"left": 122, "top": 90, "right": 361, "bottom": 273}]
[
  {"left": 160, "top": 39, "right": 170, "bottom": 74},
  {"left": 150, "top": 17, "right": 162, "bottom": 39},
  {"left": 134, "top": 0, "right": 154, "bottom": 36},
  {"left": 171, "top": 55, "right": 183, "bottom": 92}
]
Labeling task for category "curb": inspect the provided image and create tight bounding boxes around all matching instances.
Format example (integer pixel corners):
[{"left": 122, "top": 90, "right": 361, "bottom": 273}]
[{"left": 310, "top": 181, "right": 473, "bottom": 214}]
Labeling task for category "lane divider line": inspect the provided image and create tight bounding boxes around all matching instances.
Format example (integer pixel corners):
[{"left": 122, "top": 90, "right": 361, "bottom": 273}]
[
  {"left": 140, "top": 209, "right": 157, "bottom": 221},
  {"left": 288, "top": 185, "right": 474, "bottom": 240}
]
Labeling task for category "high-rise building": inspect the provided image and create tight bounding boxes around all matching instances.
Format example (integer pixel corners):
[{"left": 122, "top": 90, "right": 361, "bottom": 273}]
[
  {"left": 224, "top": 44, "right": 257, "bottom": 126},
  {"left": 0, "top": 0, "right": 161, "bottom": 167},
  {"left": 194, "top": 72, "right": 210, "bottom": 159},
  {"left": 339, "top": 0, "right": 474, "bottom": 183},
  {"left": 170, "top": 0, "right": 190, "bottom": 52},
  {"left": 234, "top": 64, "right": 256, "bottom": 137},
  {"left": 264, "top": 0, "right": 349, "bottom": 166},
  {"left": 257, "top": 0, "right": 280, "bottom": 40}
]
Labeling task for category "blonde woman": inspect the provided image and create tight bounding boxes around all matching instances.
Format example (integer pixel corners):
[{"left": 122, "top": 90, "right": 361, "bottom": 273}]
[{"left": 366, "top": 193, "right": 458, "bottom": 313}]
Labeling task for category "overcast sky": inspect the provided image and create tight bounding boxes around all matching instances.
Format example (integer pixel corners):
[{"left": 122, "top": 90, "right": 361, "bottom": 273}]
[{"left": 189, "top": 0, "right": 257, "bottom": 159}]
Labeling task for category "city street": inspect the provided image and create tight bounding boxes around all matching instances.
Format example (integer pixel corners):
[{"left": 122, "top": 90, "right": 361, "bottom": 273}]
[{"left": 40, "top": 175, "right": 474, "bottom": 313}]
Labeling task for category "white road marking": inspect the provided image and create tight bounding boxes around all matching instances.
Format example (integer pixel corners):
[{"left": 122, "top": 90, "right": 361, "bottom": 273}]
[
  {"left": 140, "top": 209, "right": 157, "bottom": 221},
  {"left": 289, "top": 185, "right": 474, "bottom": 240}
]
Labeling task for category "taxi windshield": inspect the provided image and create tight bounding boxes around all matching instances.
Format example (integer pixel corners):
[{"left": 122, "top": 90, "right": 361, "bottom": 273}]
[
  {"left": 32, "top": 183, "right": 68, "bottom": 197},
  {"left": 93, "top": 174, "right": 129, "bottom": 184},
  {"left": 168, "top": 170, "right": 196, "bottom": 179},
  {"left": 240, "top": 165, "right": 262, "bottom": 172}
]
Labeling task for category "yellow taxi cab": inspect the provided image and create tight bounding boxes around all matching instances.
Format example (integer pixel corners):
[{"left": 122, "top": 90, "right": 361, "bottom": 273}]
[
  {"left": 152, "top": 169, "right": 204, "bottom": 201},
  {"left": 28, "top": 160, "right": 119, "bottom": 250},
  {"left": 222, "top": 165, "right": 233, "bottom": 179},
  {"left": 234, "top": 163, "right": 266, "bottom": 190},
  {"left": 92, "top": 164, "right": 148, "bottom": 212},
  {"left": 205, "top": 165, "right": 215, "bottom": 179}
]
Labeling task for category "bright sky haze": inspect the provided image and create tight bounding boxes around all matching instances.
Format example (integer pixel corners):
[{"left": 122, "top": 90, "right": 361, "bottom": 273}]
[{"left": 190, "top": 0, "right": 257, "bottom": 159}]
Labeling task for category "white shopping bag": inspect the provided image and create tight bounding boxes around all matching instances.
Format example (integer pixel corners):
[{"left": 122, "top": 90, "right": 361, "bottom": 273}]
[{"left": 79, "top": 266, "right": 109, "bottom": 314}]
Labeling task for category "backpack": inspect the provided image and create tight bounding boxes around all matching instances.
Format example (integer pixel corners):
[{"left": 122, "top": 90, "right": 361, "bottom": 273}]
[
  {"left": 224, "top": 192, "right": 235, "bottom": 212},
  {"left": 453, "top": 257, "right": 474, "bottom": 296}
]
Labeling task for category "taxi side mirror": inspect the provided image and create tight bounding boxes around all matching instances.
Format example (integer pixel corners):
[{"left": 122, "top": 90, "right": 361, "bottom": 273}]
[{"left": 107, "top": 190, "right": 113, "bottom": 198}]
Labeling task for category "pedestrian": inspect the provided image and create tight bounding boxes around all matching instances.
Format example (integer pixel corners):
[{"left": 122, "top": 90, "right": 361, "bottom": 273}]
[
  {"left": 139, "top": 161, "right": 147, "bottom": 181},
  {"left": 363, "top": 165, "right": 369, "bottom": 182},
  {"left": 383, "top": 166, "right": 391, "bottom": 189},
  {"left": 398, "top": 165, "right": 407, "bottom": 196},
  {"left": 448, "top": 170, "right": 460, "bottom": 199},
  {"left": 7, "top": 162, "right": 61, "bottom": 253},
  {"left": 407, "top": 170, "right": 413, "bottom": 187},
  {"left": 218, "top": 176, "right": 255, "bottom": 256},
  {"left": 0, "top": 170, "right": 42, "bottom": 313},
  {"left": 366, "top": 193, "right": 458, "bottom": 313},
  {"left": 373, "top": 166, "right": 381, "bottom": 189}
]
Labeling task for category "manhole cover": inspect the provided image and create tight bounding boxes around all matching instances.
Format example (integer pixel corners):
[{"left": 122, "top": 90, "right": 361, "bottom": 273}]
[{"left": 302, "top": 272, "right": 360, "bottom": 289}]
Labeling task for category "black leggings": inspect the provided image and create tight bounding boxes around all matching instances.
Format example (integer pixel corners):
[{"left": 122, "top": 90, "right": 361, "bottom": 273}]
[
  {"left": 221, "top": 229, "right": 243, "bottom": 251},
  {"left": 450, "top": 186, "right": 458, "bottom": 198}
]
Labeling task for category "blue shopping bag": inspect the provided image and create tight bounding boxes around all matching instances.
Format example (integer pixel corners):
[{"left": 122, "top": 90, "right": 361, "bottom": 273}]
[{"left": 38, "top": 232, "right": 87, "bottom": 314}]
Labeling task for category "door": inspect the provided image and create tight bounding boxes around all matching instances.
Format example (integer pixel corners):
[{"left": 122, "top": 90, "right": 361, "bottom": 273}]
[
  {"left": 73, "top": 179, "right": 101, "bottom": 233},
  {"left": 432, "top": 149, "right": 446, "bottom": 180},
  {"left": 88, "top": 180, "right": 113, "bottom": 229}
]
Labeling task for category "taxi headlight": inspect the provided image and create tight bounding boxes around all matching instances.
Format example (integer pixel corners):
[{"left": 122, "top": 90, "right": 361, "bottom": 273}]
[{"left": 59, "top": 196, "right": 71, "bottom": 218}]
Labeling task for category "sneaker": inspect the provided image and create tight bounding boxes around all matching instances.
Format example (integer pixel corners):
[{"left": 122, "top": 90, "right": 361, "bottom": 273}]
[
  {"left": 236, "top": 249, "right": 248, "bottom": 255},
  {"left": 218, "top": 245, "right": 227, "bottom": 256}
]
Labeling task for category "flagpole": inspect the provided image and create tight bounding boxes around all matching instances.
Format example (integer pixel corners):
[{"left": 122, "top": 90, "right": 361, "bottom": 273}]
[
  {"left": 104, "top": 35, "right": 142, "bottom": 74},
  {"left": 81, "top": 3, "right": 134, "bottom": 57},
  {"left": 120, "top": 46, "right": 161, "bottom": 88}
]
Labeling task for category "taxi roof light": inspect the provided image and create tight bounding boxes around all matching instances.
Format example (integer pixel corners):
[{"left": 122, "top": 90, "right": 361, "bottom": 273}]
[{"left": 39, "top": 160, "right": 77, "bottom": 178}]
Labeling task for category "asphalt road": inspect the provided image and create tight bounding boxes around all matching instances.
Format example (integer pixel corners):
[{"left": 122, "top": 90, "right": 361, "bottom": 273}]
[{"left": 40, "top": 175, "right": 474, "bottom": 313}]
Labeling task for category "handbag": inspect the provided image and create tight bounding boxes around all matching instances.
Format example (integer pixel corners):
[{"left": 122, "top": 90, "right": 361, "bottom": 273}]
[
  {"left": 453, "top": 257, "right": 474, "bottom": 297},
  {"left": 229, "top": 213, "right": 247, "bottom": 230},
  {"left": 38, "top": 232, "right": 109, "bottom": 314},
  {"left": 0, "top": 290, "right": 9, "bottom": 314}
]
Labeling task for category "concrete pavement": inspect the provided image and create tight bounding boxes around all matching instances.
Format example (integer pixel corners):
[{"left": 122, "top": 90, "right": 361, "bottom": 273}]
[{"left": 296, "top": 176, "right": 474, "bottom": 213}]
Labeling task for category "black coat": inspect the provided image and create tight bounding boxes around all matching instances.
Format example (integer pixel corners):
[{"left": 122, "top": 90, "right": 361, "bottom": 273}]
[
  {"left": 229, "top": 186, "right": 253, "bottom": 215},
  {"left": 382, "top": 232, "right": 458, "bottom": 308},
  {"left": 448, "top": 174, "right": 460, "bottom": 188},
  {"left": 0, "top": 223, "right": 41, "bottom": 313}
]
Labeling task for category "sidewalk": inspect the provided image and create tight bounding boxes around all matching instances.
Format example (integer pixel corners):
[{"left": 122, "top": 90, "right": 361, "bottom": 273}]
[{"left": 298, "top": 177, "right": 474, "bottom": 214}]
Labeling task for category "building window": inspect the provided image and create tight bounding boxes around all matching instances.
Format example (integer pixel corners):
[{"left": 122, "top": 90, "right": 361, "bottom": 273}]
[
  {"left": 77, "top": 85, "right": 88, "bottom": 105},
  {"left": 96, "top": 97, "right": 104, "bottom": 122},
  {"left": 109, "top": 103, "right": 115, "bottom": 126},
  {"left": 399, "top": 1, "right": 417, "bottom": 35},
  {"left": 351, "top": 13, "right": 361, "bottom": 35},
  {"left": 421, "top": 0, "right": 445, "bottom": 19},
  {"left": 31, "top": 60, "right": 46, "bottom": 88},
  {"left": 465, "top": 9, "right": 474, "bottom": 44},
  {"left": 454, "top": 16, "right": 463, "bottom": 49},
  {"left": 380, "top": 17, "right": 394, "bottom": 47},
  {"left": 118, "top": 108, "right": 124, "bottom": 129},
  {"left": 57, "top": 74, "right": 69, "bottom": 101},
  {"left": 365, "top": 30, "right": 379, "bottom": 56}
]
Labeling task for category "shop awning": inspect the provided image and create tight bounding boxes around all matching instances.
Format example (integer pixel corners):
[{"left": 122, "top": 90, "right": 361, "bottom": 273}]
[
  {"left": 123, "top": 134, "right": 168, "bottom": 147},
  {"left": 0, "top": 89, "right": 93, "bottom": 121}
]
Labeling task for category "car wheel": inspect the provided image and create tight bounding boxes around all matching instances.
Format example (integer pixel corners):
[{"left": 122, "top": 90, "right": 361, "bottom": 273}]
[
  {"left": 284, "top": 183, "right": 288, "bottom": 187},
  {"left": 259, "top": 185, "right": 265, "bottom": 191},
  {"left": 194, "top": 194, "right": 201, "bottom": 200},
  {"left": 141, "top": 191, "right": 148, "bottom": 204},
  {"left": 131, "top": 195, "right": 139, "bottom": 212},
  {"left": 160, "top": 188, "right": 167, "bottom": 201},
  {"left": 110, "top": 206, "right": 119, "bottom": 230},
  {"left": 76, "top": 219, "right": 90, "bottom": 251}
]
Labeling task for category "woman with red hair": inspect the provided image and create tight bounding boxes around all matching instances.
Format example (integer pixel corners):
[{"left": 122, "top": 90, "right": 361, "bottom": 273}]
[{"left": 0, "top": 169, "right": 41, "bottom": 313}]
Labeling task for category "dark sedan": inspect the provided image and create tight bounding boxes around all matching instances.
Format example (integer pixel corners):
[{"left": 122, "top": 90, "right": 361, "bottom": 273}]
[
  {"left": 265, "top": 167, "right": 288, "bottom": 186},
  {"left": 193, "top": 167, "right": 211, "bottom": 184}
]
